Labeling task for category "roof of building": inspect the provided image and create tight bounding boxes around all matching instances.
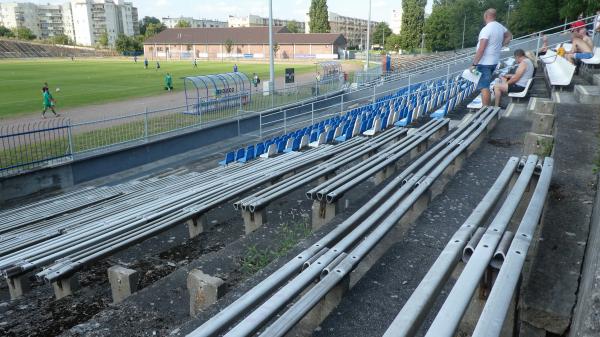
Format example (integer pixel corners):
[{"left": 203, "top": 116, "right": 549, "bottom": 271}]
[{"left": 144, "top": 27, "right": 347, "bottom": 45}]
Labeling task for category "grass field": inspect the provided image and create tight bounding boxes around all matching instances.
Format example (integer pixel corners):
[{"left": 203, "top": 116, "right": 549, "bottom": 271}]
[{"left": 0, "top": 59, "right": 316, "bottom": 119}]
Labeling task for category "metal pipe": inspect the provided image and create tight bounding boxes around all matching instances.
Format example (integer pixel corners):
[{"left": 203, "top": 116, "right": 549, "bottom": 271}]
[
  {"left": 462, "top": 226, "right": 487, "bottom": 263},
  {"left": 490, "top": 230, "right": 514, "bottom": 269},
  {"left": 382, "top": 157, "right": 519, "bottom": 337},
  {"left": 423, "top": 155, "right": 539, "bottom": 337},
  {"left": 471, "top": 157, "right": 553, "bottom": 337}
]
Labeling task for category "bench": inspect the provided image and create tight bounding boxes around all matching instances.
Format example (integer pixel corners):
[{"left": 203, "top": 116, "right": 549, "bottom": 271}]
[
  {"left": 581, "top": 47, "right": 600, "bottom": 65},
  {"left": 508, "top": 78, "right": 534, "bottom": 99},
  {"left": 542, "top": 50, "right": 576, "bottom": 87}
]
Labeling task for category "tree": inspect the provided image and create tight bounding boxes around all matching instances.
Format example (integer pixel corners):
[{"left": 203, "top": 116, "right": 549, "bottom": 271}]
[
  {"left": 309, "top": 0, "right": 331, "bottom": 33},
  {"left": 559, "top": 0, "right": 597, "bottom": 20},
  {"left": 175, "top": 20, "right": 191, "bottom": 28},
  {"left": 115, "top": 34, "right": 143, "bottom": 54},
  {"left": 144, "top": 22, "right": 166, "bottom": 38},
  {"left": 399, "top": 0, "right": 427, "bottom": 51},
  {"left": 0, "top": 25, "right": 14, "bottom": 38},
  {"left": 51, "top": 34, "right": 72, "bottom": 45},
  {"left": 12, "top": 27, "right": 36, "bottom": 40},
  {"left": 224, "top": 39, "right": 234, "bottom": 54},
  {"left": 509, "top": 0, "right": 562, "bottom": 36},
  {"left": 372, "top": 22, "right": 393, "bottom": 46},
  {"left": 424, "top": 4, "right": 454, "bottom": 51},
  {"left": 385, "top": 34, "right": 403, "bottom": 52},
  {"left": 140, "top": 16, "right": 161, "bottom": 36},
  {"left": 98, "top": 30, "right": 109, "bottom": 47},
  {"left": 286, "top": 20, "right": 301, "bottom": 33}
]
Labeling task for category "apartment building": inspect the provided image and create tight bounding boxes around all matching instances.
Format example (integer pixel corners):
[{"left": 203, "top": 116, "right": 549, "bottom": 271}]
[
  {"left": 228, "top": 14, "right": 305, "bottom": 32},
  {"left": 0, "top": 1, "right": 138, "bottom": 46},
  {"left": 162, "top": 17, "right": 227, "bottom": 29},
  {"left": 305, "top": 11, "right": 378, "bottom": 49}
]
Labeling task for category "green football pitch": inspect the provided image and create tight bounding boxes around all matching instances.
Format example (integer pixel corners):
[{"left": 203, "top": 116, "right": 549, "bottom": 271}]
[{"left": 0, "top": 59, "right": 316, "bottom": 119}]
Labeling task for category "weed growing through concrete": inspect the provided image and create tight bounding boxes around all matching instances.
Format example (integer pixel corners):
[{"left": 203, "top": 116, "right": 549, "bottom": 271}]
[{"left": 240, "top": 221, "right": 311, "bottom": 275}]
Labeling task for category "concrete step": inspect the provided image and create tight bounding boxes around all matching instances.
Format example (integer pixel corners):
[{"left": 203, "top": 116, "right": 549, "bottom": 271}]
[
  {"left": 574, "top": 85, "right": 600, "bottom": 104},
  {"left": 594, "top": 74, "right": 600, "bottom": 86}
]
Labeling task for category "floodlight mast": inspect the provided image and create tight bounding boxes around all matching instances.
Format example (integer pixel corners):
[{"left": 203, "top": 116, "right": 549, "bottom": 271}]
[{"left": 268, "top": 0, "right": 275, "bottom": 95}]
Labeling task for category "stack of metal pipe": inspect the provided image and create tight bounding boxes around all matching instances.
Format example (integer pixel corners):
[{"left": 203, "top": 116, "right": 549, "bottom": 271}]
[{"left": 186, "top": 106, "right": 500, "bottom": 337}]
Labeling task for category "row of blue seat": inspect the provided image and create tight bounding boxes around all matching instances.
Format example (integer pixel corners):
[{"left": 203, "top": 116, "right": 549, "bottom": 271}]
[{"left": 219, "top": 76, "right": 475, "bottom": 166}]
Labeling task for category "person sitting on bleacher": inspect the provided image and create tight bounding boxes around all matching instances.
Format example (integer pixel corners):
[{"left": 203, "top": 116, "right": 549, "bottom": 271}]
[
  {"left": 493, "top": 49, "right": 534, "bottom": 107},
  {"left": 565, "top": 21, "right": 594, "bottom": 64}
]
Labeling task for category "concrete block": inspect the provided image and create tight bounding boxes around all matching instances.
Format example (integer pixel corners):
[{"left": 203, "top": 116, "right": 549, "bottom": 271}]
[
  {"left": 242, "top": 208, "right": 267, "bottom": 234},
  {"left": 187, "top": 269, "right": 225, "bottom": 317},
  {"left": 575, "top": 85, "right": 600, "bottom": 105},
  {"left": 311, "top": 200, "right": 337, "bottom": 230},
  {"left": 108, "top": 266, "right": 140, "bottom": 304},
  {"left": 594, "top": 74, "right": 600, "bottom": 86},
  {"left": 523, "top": 133, "right": 554, "bottom": 157},
  {"left": 287, "top": 275, "right": 350, "bottom": 337},
  {"left": 52, "top": 275, "right": 80, "bottom": 300},
  {"left": 7, "top": 274, "right": 31, "bottom": 300},
  {"left": 374, "top": 164, "right": 396, "bottom": 185},
  {"left": 186, "top": 214, "right": 207, "bottom": 238},
  {"left": 531, "top": 112, "right": 555, "bottom": 135}
]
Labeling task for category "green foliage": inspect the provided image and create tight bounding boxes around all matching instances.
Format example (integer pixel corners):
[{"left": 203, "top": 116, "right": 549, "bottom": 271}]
[
  {"left": 174, "top": 20, "right": 191, "bottom": 28},
  {"left": 139, "top": 16, "right": 161, "bottom": 36},
  {"left": 240, "top": 222, "right": 311, "bottom": 275},
  {"left": 12, "top": 27, "right": 36, "bottom": 40},
  {"left": 0, "top": 25, "right": 14, "bottom": 38},
  {"left": 286, "top": 20, "right": 301, "bottom": 33},
  {"left": 224, "top": 38, "right": 234, "bottom": 54},
  {"left": 509, "top": 0, "right": 562, "bottom": 36},
  {"left": 144, "top": 22, "right": 166, "bottom": 38},
  {"left": 309, "top": 0, "right": 331, "bottom": 33},
  {"left": 372, "top": 22, "right": 393, "bottom": 46},
  {"left": 400, "top": 0, "right": 427, "bottom": 50},
  {"left": 559, "top": 0, "right": 597, "bottom": 22},
  {"left": 385, "top": 33, "right": 403, "bottom": 52},
  {"left": 424, "top": 4, "right": 454, "bottom": 51},
  {"left": 115, "top": 34, "right": 143, "bottom": 53},
  {"left": 98, "top": 31, "right": 109, "bottom": 47},
  {"left": 51, "top": 34, "right": 72, "bottom": 45}
]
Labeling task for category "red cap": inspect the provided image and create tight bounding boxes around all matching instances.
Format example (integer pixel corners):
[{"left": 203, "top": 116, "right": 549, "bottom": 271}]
[{"left": 571, "top": 20, "right": 585, "bottom": 29}]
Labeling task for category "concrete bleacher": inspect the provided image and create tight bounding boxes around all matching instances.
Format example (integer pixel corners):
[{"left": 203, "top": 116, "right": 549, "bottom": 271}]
[{"left": 0, "top": 39, "right": 112, "bottom": 58}]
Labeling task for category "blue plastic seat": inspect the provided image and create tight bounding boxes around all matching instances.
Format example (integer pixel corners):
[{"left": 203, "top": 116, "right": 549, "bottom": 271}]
[
  {"left": 335, "top": 126, "right": 353, "bottom": 142},
  {"left": 325, "top": 129, "right": 335, "bottom": 143},
  {"left": 255, "top": 143, "right": 265, "bottom": 157},
  {"left": 277, "top": 140, "right": 286, "bottom": 153},
  {"left": 284, "top": 136, "right": 302, "bottom": 153},
  {"left": 219, "top": 151, "right": 235, "bottom": 166},
  {"left": 238, "top": 145, "right": 255, "bottom": 163},
  {"left": 235, "top": 148, "right": 246, "bottom": 161}
]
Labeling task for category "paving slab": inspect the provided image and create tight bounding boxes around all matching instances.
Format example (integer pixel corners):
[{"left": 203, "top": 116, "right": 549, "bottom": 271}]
[{"left": 520, "top": 102, "right": 600, "bottom": 334}]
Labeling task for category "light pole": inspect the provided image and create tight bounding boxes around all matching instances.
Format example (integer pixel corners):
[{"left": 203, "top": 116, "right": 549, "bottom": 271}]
[
  {"left": 268, "top": 0, "right": 275, "bottom": 95},
  {"left": 461, "top": 14, "right": 466, "bottom": 49},
  {"left": 507, "top": 1, "right": 513, "bottom": 26},
  {"left": 366, "top": 0, "right": 372, "bottom": 69},
  {"left": 420, "top": 32, "right": 425, "bottom": 54}
]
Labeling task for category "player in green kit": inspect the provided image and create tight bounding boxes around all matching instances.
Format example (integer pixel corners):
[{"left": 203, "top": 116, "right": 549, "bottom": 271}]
[
  {"left": 164, "top": 73, "right": 173, "bottom": 91},
  {"left": 42, "top": 88, "right": 59, "bottom": 118}
]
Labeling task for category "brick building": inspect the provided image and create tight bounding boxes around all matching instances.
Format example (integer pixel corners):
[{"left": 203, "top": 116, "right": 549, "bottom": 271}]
[{"left": 143, "top": 27, "right": 346, "bottom": 60}]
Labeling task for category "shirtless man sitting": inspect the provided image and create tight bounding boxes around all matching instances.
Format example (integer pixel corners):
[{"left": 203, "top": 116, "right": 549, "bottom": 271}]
[{"left": 565, "top": 21, "right": 594, "bottom": 64}]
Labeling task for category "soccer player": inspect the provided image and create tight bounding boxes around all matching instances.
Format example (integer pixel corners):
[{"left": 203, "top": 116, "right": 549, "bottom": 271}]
[
  {"left": 144, "top": 58, "right": 148, "bottom": 69},
  {"left": 42, "top": 88, "right": 59, "bottom": 118},
  {"left": 164, "top": 73, "right": 173, "bottom": 91}
]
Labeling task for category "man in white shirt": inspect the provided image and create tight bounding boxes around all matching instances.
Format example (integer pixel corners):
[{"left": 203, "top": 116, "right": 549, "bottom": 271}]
[{"left": 470, "top": 8, "right": 512, "bottom": 106}]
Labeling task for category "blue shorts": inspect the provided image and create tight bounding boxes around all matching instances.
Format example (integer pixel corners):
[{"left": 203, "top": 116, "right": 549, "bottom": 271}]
[
  {"left": 476, "top": 64, "right": 497, "bottom": 90},
  {"left": 574, "top": 52, "right": 593, "bottom": 60}
]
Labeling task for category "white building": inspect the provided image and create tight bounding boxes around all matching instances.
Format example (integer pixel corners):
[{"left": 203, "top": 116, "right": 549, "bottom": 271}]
[
  {"left": 391, "top": 8, "right": 402, "bottom": 35},
  {"left": 0, "top": 1, "right": 138, "bottom": 46},
  {"left": 162, "top": 17, "right": 227, "bottom": 28},
  {"left": 0, "top": 2, "right": 41, "bottom": 36},
  {"left": 228, "top": 14, "right": 305, "bottom": 32},
  {"left": 306, "top": 11, "right": 378, "bottom": 49}
]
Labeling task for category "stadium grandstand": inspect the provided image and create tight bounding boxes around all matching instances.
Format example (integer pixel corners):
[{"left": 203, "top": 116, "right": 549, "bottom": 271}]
[
  {"left": 0, "top": 9, "right": 600, "bottom": 337},
  {"left": 0, "top": 39, "right": 115, "bottom": 58}
]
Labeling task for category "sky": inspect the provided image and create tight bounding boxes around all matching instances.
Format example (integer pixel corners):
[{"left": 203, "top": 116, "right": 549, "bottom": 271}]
[{"left": 4, "top": 0, "right": 434, "bottom": 24}]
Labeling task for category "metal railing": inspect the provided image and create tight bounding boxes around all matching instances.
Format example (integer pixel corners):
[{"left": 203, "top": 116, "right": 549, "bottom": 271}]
[{"left": 0, "top": 76, "right": 344, "bottom": 177}]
